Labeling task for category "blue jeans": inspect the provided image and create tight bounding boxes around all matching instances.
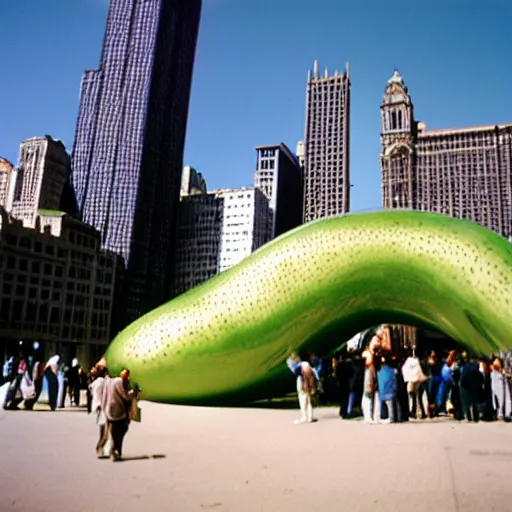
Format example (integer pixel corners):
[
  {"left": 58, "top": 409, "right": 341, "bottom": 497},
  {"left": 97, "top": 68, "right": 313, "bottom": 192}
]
[
  {"left": 380, "top": 398, "right": 395, "bottom": 422},
  {"left": 347, "top": 391, "right": 356, "bottom": 416},
  {"left": 437, "top": 380, "right": 452, "bottom": 408}
]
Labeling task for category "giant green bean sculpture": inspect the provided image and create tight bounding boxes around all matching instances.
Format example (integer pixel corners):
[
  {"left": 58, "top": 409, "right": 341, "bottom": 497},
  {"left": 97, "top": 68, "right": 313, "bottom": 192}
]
[{"left": 105, "top": 210, "right": 512, "bottom": 404}]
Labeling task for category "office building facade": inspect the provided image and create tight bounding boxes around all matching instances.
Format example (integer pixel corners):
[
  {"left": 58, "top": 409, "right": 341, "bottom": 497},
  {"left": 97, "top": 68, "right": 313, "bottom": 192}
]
[
  {"left": 213, "top": 188, "right": 272, "bottom": 273},
  {"left": 174, "top": 185, "right": 271, "bottom": 295},
  {"left": 7, "top": 137, "right": 70, "bottom": 228},
  {"left": 380, "top": 70, "right": 512, "bottom": 239},
  {"left": 303, "top": 60, "right": 351, "bottom": 222},
  {"left": 71, "top": 0, "right": 202, "bottom": 326},
  {"left": 0, "top": 207, "right": 118, "bottom": 369},
  {"left": 254, "top": 143, "right": 303, "bottom": 238},
  {"left": 173, "top": 192, "right": 223, "bottom": 296}
]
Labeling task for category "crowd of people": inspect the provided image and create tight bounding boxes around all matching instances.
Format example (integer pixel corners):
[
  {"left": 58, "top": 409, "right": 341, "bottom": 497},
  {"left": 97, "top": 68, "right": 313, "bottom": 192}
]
[
  {"left": 288, "top": 328, "right": 512, "bottom": 425},
  {"left": 2, "top": 352, "right": 89, "bottom": 411},
  {"left": 2, "top": 352, "right": 140, "bottom": 462},
  {"left": 4, "top": 328, "right": 512, "bottom": 459}
]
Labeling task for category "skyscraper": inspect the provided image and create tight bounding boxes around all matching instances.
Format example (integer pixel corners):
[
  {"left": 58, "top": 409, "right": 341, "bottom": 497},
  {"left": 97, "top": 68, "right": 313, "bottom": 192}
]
[
  {"left": 254, "top": 143, "right": 303, "bottom": 238},
  {"left": 8, "top": 136, "right": 70, "bottom": 228},
  {"left": 0, "top": 157, "right": 14, "bottom": 209},
  {"left": 380, "top": 70, "right": 512, "bottom": 239},
  {"left": 303, "top": 60, "right": 351, "bottom": 223},
  {"left": 71, "top": 0, "right": 202, "bottom": 326}
]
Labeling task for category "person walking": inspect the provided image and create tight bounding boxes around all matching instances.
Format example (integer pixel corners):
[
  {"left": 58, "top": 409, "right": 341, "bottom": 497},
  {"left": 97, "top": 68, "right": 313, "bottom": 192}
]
[
  {"left": 100, "top": 369, "right": 139, "bottom": 461},
  {"left": 24, "top": 352, "right": 45, "bottom": 410},
  {"left": 90, "top": 366, "right": 110, "bottom": 457},
  {"left": 45, "top": 355, "right": 60, "bottom": 411},
  {"left": 66, "top": 358, "right": 81, "bottom": 407},
  {"left": 2, "top": 353, "right": 27, "bottom": 410}
]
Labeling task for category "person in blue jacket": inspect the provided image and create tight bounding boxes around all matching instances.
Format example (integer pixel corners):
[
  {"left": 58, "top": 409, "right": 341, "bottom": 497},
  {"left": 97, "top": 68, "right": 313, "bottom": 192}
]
[{"left": 377, "top": 356, "right": 397, "bottom": 424}]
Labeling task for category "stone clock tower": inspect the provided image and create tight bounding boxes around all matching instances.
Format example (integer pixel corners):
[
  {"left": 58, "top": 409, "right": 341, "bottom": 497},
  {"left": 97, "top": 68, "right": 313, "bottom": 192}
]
[{"left": 380, "top": 70, "right": 417, "bottom": 209}]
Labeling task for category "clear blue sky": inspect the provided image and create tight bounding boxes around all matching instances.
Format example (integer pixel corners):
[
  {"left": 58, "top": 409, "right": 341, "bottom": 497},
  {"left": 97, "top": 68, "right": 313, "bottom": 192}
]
[{"left": 1, "top": 0, "right": 511, "bottom": 212}]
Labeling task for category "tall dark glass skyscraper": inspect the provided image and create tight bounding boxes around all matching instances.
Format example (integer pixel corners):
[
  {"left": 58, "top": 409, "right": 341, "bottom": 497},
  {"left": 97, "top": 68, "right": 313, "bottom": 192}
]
[{"left": 71, "top": 0, "right": 202, "bottom": 329}]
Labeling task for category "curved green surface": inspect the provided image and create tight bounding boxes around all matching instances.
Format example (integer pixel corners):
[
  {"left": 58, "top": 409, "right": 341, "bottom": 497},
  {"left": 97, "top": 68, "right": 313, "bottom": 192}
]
[{"left": 105, "top": 210, "right": 512, "bottom": 405}]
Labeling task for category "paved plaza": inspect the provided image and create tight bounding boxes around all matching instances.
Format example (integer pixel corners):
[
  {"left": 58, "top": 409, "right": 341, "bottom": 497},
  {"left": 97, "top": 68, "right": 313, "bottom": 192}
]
[{"left": 1, "top": 392, "right": 512, "bottom": 512}]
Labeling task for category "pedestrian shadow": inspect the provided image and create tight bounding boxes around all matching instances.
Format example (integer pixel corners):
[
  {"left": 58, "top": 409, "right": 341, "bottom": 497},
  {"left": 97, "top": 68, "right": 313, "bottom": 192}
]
[
  {"left": 28, "top": 408, "right": 86, "bottom": 413},
  {"left": 120, "top": 454, "right": 167, "bottom": 462}
]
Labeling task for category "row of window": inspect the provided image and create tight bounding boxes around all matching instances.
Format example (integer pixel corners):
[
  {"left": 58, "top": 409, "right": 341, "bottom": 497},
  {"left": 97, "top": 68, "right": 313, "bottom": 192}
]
[
  {"left": 2, "top": 254, "right": 113, "bottom": 284},
  {"left": 0, "top": 299, "right": 110, "bottom": 336},
  {"left": 259, "top": 159, "right": 275, "bottom": 170}
]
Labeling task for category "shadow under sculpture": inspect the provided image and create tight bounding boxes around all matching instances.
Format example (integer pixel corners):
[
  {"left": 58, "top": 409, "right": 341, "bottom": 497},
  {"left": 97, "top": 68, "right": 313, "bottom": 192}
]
[{"left": 104, "top": 210, "right": 512, "bottom": 405}]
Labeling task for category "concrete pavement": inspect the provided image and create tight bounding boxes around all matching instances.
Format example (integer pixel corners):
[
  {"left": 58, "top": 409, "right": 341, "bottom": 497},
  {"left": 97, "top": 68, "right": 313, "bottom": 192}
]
[{"left": 1, "top": 394, "right": 511, "bottom": 512}]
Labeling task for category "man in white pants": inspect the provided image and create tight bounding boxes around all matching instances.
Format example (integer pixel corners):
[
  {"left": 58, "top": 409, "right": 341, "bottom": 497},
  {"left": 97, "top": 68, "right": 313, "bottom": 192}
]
[{"left": 287, "top": 354, "right": 319, "bottom": 424}]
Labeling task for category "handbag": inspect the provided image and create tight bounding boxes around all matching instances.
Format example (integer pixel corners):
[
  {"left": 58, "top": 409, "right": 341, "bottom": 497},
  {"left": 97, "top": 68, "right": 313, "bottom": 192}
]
[
  {"left": 20, "top": 373, "right": 35, "bottom": 400},
  {"left": 130, "top": 399, "right": 142, "bottom": 423}
]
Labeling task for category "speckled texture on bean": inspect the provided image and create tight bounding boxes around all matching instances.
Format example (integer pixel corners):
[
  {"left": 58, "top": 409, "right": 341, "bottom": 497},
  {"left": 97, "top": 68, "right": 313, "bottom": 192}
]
[{"left": 105, "top": 210, "right": 512, "bottom": 405}]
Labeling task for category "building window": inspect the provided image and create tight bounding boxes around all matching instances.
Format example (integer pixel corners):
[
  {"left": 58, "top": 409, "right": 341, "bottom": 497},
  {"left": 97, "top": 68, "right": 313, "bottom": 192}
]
[
  {"left": 20, "top": 237, "right": 31, "bottom": 249},
  {"left": 390, "top": 111, "right": 397, "bottom": 130},
  {"left": 7, "top": 255, "right": 16, "bottom": 269},
  {"left": 13, "top": 168, "right": 24, "bottom": 201},
  {"left": 26, "top": 303, "right": 36, "bottom": 322}
]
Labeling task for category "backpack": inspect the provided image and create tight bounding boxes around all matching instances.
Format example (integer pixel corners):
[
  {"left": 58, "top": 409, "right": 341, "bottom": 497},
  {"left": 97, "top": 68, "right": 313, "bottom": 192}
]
[{"left": 301, "top": 364, "right": 318, "bottom": 395}]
